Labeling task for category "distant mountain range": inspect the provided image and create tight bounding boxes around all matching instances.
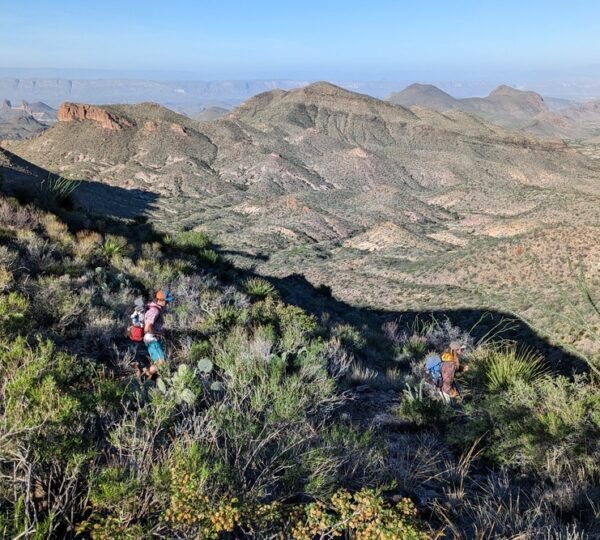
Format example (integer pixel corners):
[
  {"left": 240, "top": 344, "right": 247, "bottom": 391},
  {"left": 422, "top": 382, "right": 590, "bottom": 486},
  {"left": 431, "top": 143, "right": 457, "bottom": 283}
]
[
  {"left": 0, "top": 78, "right": 410, "bottom": 109},
  {"left": 0, "top": 99, "right": 57, "bottom": 140},
  {"left": 387, "top": 83, "right": 600, "bottom": 140},
  {"left": 2, "top": 76, "right": 600, "bottom": 112}
]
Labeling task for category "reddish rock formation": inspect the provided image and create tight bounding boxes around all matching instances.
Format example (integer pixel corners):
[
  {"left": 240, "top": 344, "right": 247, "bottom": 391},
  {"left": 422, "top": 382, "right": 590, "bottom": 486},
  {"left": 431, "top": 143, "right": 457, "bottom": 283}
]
[
  {"left": 57, "top": 103, "right": 133, "bottom": 130},
  {"left": 170, "top": 123, "right": 188, "bottom": 136},
  {"left": 143, "top": 120, "right": 158, "bottom": 133}
]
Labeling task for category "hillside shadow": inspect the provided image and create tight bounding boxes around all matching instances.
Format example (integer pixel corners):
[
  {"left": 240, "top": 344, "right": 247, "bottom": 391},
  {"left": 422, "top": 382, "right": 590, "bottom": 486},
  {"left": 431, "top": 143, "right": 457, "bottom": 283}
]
[
  {"left": 73, "top": 181, "right": 159, "bottom": 220},
  {"left": 0, "top": 147, "right": 159, "bottom": 220},
  {"left": 256, "top": 272, "right": 588, "bottom": 374}
]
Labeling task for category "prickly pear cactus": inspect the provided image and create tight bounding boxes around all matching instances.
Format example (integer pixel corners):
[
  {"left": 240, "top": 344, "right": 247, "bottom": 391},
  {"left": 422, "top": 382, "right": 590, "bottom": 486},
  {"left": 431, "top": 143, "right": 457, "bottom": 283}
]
[
  {"left": 156, "top": 363, "right": 201, "bottom": 406},
  {"left": 197, "top": 358, "right": 214, "bottom": 374}
]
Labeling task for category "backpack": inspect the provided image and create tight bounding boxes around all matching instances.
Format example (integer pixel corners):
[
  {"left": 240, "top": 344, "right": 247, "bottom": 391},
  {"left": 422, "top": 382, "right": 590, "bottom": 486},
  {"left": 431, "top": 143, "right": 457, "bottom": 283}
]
[
  {"left": 127, "top": 297, "right": 146, "bottom": 342},
  {"left": 425, "top": 354, "right": 443, "bottom": 387}
]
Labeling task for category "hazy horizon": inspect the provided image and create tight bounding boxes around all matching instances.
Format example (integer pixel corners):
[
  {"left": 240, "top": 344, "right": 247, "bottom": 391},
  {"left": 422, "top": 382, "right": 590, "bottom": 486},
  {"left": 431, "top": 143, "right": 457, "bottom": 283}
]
[{"left": 2, "top": 0, "right": 600, "bottom": 82}]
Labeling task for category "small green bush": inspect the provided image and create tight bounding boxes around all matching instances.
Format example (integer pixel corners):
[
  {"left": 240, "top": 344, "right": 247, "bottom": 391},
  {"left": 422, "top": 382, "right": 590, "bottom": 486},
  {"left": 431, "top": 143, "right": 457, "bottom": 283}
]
[
  {"left": 452, "top": 374, "right": 600, "bottom": 477},
  {"left": 332, "top": 323, "right": 366, "bottom": 350},
  {"left": 0, "top": 291, "right": 29, "bottom": 336},
  {"left": 399, "top": 383, "right": 451, "bottom": 427},
  {"left": 175, "top": 230, "right": 211, "bottom": 251},
  {"left": 401, "top": 335, "right": 429, "bottom": 360},
  {"left": 189, "top": 340, "right": 212, "bottom": 363}
]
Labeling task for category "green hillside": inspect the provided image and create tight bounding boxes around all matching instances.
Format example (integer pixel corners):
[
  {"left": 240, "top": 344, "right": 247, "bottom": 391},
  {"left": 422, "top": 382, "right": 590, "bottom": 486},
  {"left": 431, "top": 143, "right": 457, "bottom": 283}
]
[{"left": 0, "top": 168, "right": 599, "bottom": 538}]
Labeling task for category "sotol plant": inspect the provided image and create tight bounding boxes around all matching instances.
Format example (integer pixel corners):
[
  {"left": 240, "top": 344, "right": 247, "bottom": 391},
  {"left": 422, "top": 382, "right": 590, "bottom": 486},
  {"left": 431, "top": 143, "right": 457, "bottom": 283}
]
[
  {"left": 243, "top": 277, "right": 276, "bottom": 299},
  {"left": 476, "top": 343, "right": 548, "bottom": 392},
  {"left": 41, "top": 174, "right": 82, "bottom": 203}
]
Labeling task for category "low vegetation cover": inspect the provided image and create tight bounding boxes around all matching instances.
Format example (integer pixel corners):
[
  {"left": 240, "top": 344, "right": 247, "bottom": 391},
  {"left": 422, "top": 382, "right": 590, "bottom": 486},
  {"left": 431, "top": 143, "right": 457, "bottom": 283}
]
[{"left": 0, "top": 189, "right": 599, "bottom": 538}]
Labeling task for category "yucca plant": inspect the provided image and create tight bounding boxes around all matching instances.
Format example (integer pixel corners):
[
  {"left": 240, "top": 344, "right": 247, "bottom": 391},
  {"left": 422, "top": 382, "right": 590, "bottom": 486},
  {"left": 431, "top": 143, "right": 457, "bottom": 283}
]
[
  {"left": 243, "top": 277, "right": 276, "bottom": 299},
  {"left": 40, "top": 174, "right": 81, "bottom": 204},
  {"left": 479, "top": 343, "right": 548, "bottom": 392},
  {"left": 101, "top": 235, "right": 129, "bottom": 262}
]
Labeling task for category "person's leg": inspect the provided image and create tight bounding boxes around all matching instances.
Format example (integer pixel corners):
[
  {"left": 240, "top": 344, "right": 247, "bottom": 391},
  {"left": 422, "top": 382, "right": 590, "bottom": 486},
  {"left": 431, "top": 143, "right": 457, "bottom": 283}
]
[
  {"left": 440, "top": 361, "right": 457, "bottom": 395},
  {"left": 145, "top": 340, "right": 166, "bottom": 378}
]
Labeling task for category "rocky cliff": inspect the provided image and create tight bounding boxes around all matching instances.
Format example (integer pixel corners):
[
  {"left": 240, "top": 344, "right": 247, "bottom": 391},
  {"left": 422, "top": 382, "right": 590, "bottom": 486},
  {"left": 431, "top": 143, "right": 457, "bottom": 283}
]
[{"left": 58, "top": 102, "right": 133, "bottom": 130}]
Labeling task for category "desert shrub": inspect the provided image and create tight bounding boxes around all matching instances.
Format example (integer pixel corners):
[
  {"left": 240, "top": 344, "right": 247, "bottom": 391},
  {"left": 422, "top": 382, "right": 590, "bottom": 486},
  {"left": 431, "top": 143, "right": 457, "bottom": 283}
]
[
  {"left": 436, "top": 470, "right": 592, "bottom": 539},
  {"left": 41, "top": 213, "right": 73, "bottom": 247},
  {"left": 163, "top": 442, "right": 236, "bottom": 537},
  {"left": 200, "top": 304, "right": 245, "bottom": 333},
  {"left": 198, "top": 247, "right": 220, "bottom": 264},
  {"left": 101, "top": 234, "right": 131, "bottom": 262},
  {"left": 400, "top": 334, "right": 429, "bottom": 361},
  {"left": 19, "top": 231, "right": 60, "bottom": 273},
  {"left": 384, "top": 317, "right": 473, "bottom": 361},
  {"left": 175, "top": 230, "right": 211, "bottom": 251},
  {"left": 30, "top": 275, "right": 92, "bottom": 334},
  {"left": 1, "top": 338, "right": 90, "bottom": 453},
  {"left": 77, "top": 514, "right": 145, "bottom": 540},
  {"left": 452, "top": 374, "right": 600, "bottom": 478},
  {"left": 0, "top": 197, "right": 41, "bottom": 230},
  {"left": 243, "top": 277, "right": 276, "bottom": 299},
  {"left": 0, "top": 264, "right": 11, "bottom": 291},
  {"left": 207, "top": 326, "right": 343, "bottom": 498},
  {"left": 73, "top": 230, "right": 102, "bottom": 262},
  {"left": 173, "top": 230, "right": 220, "bottom": 265},
  {"left": 291, "top": 488, "right": 430, "bottom": 540},
  {"left": 300, "top": 423, "right": 382, "bottom": 495},
  {"left": 276, "top": 303, "right": 319, "bottom": 351},
  {"left": 332, "top": 323, "right": 367, "bottom": 351},
  {"left": 0, "top": 245, "right": 17, "bottom": 267},
  {"left": 188, "top": 340, "right": 212, "bottom": 363},
  {"left": 324, "top": 337, "right": 353, "bottom": 378},
  {"left": 0, "top": 291, "right": 29, "bottom": 336},
  {"left": 423, "top": 317, "right": 473, "bottom": 352},
  {"left": 87, "top": 466, "right": 142, "bottom": 516},
  {"left": 398, "top": 381, "right": 452, "bottom": 427},
  {"left": 470, "top": 342, "right": 548, "bottom": 392}
]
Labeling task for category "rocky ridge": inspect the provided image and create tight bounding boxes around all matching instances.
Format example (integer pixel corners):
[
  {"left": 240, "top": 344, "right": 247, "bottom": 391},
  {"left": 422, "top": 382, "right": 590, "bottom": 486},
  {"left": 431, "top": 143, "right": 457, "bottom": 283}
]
[{"left": 58, "top": 102, "right": 133, "bottom": 130}]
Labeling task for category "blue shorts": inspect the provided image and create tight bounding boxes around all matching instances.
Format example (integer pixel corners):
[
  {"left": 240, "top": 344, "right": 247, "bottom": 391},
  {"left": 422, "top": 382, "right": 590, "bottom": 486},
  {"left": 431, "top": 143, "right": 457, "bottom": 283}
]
[{"left": 145, "top": 340, "right": 166, "bottom": 363}]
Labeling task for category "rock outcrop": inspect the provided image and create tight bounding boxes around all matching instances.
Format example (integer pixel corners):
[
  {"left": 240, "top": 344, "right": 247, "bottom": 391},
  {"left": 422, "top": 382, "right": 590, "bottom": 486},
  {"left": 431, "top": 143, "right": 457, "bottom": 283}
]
[
  {"left": 1, "top": 100, "right": 11, "bottom": 112},
  {"left": 57, "top": 103, "right": 132, "bottom": 130}
]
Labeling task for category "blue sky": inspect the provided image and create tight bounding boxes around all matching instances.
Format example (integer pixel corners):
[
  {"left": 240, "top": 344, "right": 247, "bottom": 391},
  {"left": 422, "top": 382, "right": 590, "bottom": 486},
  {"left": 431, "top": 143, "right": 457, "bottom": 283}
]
[{"left": 1, "top": 0, "right": 599, "bottom": 80}]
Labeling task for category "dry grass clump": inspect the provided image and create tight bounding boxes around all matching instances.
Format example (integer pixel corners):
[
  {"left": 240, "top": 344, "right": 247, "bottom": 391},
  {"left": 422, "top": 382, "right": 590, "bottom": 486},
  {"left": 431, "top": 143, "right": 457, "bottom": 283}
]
[{"left": 74, "top": 230, "right": 103, "bottom": 261}]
